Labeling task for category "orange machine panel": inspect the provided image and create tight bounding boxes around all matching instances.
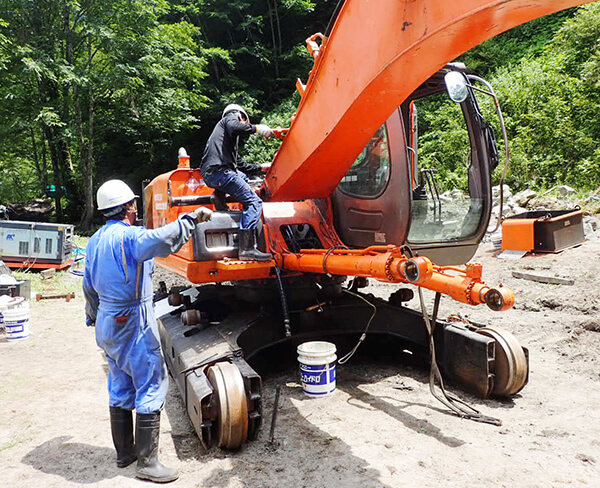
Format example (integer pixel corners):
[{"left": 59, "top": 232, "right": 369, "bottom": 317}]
[{"left": 501, "top": 219, "right": 535, "bottom": 252}]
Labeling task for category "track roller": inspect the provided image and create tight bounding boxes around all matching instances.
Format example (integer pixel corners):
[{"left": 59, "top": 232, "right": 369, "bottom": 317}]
[
  {"left": 181, "top": 309, "right": 207, "bottom": 327},
  {"left": 206, "top": 362, "right": 249, "bottom": 449},
  {"left": 476, "top": 326, "right": 528, "bottom": 396}
]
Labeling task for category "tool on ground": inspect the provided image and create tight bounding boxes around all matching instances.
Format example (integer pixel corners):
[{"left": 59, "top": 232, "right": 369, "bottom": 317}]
[{"left": 36, "top": 292, "right": 75, "bottom": 302}]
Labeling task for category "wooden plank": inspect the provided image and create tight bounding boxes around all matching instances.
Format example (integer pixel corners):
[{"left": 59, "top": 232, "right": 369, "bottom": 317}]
[{"left": 512, "top": 271, "right": 574, "bottom": 286}]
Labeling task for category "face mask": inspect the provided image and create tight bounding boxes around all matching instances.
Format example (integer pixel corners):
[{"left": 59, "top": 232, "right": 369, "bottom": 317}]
[{"left": 125, "top": 202, "right": 138, "bottom": 225}]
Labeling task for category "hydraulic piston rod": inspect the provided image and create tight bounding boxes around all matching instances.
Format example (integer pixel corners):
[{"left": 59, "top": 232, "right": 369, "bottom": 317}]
[{"left": 280, "top": 247, "right": 514, "bottom": 311}]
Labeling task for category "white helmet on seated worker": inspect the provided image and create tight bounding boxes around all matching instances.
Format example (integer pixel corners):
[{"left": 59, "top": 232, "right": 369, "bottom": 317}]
[
  {"left": 222, "top": 103, "right": 249, "bottom": 122},
  {"left": 97, "top": 179, "right": 137, "bottom": 214}
]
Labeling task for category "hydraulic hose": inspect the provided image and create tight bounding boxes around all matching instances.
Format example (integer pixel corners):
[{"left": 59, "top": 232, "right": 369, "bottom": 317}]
[
  {"left": 273, "top": 264, "right": 292, "bottom": 338},
  {"left": 467, "top": 74, "right": 511, "bottom": 234}
]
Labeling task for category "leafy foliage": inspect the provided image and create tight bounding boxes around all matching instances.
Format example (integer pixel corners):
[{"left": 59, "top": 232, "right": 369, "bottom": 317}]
[
  {"left": 243, "top": 96, "right": 299, "bottom": 167},
  {"left": 425, "top": 6, "right": 600, "bottom": 193},
  {"left": 1, "top": 1, "right": 600, "bottom": 230}
]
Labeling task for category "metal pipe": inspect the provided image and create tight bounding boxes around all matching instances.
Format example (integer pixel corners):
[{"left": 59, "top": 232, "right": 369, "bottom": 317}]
[{"left": 269, "top": 384, "right": 282, "bottom": 444}]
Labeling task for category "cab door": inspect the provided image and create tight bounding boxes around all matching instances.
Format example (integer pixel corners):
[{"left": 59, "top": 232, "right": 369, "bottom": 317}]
[{"left": 331, "top": 110, "right": 412, "bottom": 247}]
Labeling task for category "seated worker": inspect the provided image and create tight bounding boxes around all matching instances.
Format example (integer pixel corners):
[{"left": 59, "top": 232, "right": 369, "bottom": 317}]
[{"left": 200, "top": 103, "right": 273, "bottom": 262}]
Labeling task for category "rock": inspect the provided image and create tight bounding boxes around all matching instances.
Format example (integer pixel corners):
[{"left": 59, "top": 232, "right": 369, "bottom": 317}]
[
  {"left": 492, "top": 184, "right": 512, "bottom": 199},
  {"left": 531, "top": 197, "right": 559, "bottom": 209},
  {"left": 506, "top": 206, "right": 529, "bottom": 217},
  {"left": 583, "top": 216, "right": 599, "bottom": 236},
  {"left": 514, "top": 189, "right": 537, "bottom": 207},
  {"left": 556, "top": 185, "right": 577, "bottom": 196},
  {"left": 7, "top": 198, "right": 54, "bottom": 222}
]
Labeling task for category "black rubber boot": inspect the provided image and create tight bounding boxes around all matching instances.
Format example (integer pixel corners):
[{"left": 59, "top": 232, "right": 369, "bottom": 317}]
[
  {"left": 109, "top": 407, "right": 137, "bottom": 468},
  {"left": 238, "top": 228, "right": 272, "bottom": 262},
  {"left": 210, "top": 190, "right": 229, "bottom": 211},
  {"left": 135, "top": 412, "right": 179, "bottom": 483}
]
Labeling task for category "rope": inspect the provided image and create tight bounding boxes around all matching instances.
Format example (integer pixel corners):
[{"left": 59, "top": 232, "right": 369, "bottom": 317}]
[
  {"left": 338, "top": 289, "right": 377, "bottom": 365},
  {"left": 417, "top": 287, "right": 502, "bottom": 426}
]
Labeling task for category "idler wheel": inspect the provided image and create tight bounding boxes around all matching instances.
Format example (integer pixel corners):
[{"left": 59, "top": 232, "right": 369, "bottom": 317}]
[
  {"left": 206, "top": 362, "right": 249, "bottom": 449},
  {"left": 476, "top": 327, "right": 528, "bottom": 396}
]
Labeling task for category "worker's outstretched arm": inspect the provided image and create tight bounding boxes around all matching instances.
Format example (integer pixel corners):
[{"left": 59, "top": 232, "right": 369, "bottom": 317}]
[
  {"left": 129, "top": 209, "right": 212, "bottom": 262},
  {"left": 224, "top": 118, "right": 256, "bottom": 138}
]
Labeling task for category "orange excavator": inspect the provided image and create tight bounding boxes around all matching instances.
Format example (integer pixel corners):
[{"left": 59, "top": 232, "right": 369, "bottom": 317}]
[{"left": 145, "top": 0, "right": 594, "bottom": 450}]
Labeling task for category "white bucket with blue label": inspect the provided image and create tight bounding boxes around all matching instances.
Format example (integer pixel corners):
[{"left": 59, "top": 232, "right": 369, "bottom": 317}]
[
  {"left": 0, "top": 295, "right": 24, "bottom": 332},
  {"left": 297, "top": 341, "right": 337, "bottom": 397},
  {"left": 3, "top": 299, "right": 30, "bottom": 341}
]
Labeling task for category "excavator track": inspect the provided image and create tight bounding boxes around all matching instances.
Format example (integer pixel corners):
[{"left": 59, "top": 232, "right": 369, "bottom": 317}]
[
  {"left": 156, "top": 281, "right": 529, "bottom": 449},
  {"left": 206, "top": 362, "right": 249, "bottom": 449}
]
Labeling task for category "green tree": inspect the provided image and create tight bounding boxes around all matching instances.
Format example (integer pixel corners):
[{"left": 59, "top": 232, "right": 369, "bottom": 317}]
[{"left": 0, "top": 0, "right": 211, "bottom": 227}]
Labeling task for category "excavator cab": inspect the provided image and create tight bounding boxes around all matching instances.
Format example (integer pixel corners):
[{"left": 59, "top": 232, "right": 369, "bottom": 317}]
[{"left": 332, "top": 67, "right": 498, "bottom": 265}]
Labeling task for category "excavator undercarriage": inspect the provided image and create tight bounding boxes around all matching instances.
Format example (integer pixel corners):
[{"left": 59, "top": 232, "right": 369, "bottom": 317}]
[{"left": 156, "top": 275, "right": 528, "bottom": 450}]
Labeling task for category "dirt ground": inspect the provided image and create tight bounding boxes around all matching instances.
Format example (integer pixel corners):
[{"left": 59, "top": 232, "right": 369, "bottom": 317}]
[{"left": 2, "top": 218, "right": 600, "bottom": 488}]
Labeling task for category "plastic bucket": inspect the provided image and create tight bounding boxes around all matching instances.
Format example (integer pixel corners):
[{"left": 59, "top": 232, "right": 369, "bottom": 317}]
[
  {"left": 297, "top": 341, "right": 337, "bottom": 397},
  {"left": 0, "top": 295, "right": 24, "bottom": 331},
  {"left": 3, "top": 300, "right": 30, "bottom": 341}
]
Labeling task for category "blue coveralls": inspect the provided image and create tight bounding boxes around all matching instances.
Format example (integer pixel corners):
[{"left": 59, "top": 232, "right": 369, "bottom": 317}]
[{"left": 83, "top": 217, "right": 196, "bottom": 414}]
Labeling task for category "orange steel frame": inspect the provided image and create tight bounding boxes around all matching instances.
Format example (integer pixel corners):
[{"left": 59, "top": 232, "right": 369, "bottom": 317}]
[
  {"left": 3, "top": 259, "right": 73, "bottom": 271},
  {"left": 146, "top": 0, "right": 594, "bottom": 311},
  {"left": 149, "top": 157, "right": 512, "bottom": 310}
]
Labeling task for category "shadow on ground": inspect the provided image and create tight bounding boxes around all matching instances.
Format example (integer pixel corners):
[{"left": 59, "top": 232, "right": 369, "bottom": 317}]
[
  {"left": 21, "top": 436, "right": 128, "bottom": 484},
  {"left": 161, "top": 336, "right": 495, "bottom": 488}
]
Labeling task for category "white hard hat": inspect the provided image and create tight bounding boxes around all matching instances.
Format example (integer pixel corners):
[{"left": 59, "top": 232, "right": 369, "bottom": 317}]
[
  {"left": 222, "top": 104, "right": 249, "bottom": 121},
  {"left": 96, "top": 179, "right": 137, "bottom": 211}
]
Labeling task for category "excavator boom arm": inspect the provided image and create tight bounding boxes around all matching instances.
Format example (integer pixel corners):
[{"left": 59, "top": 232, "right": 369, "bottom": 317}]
[{"left": 265, "top": 0, "right": 594, "bottom": 202}]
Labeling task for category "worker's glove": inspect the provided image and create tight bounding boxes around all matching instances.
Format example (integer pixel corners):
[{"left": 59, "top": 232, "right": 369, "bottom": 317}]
[
  {"left": 192, "top": 206, "right": 213, "bottom": 223},
  {"left": 260, "top": 163, "right": 272, "bottom": 172},
  {"left": 255, "top": 124, "right": 273, "bottom": 139}
]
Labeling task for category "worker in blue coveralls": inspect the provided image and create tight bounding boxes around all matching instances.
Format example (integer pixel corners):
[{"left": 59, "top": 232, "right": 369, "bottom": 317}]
[{"left": 83, "top": 179, "right": 212, "bottom": 483}]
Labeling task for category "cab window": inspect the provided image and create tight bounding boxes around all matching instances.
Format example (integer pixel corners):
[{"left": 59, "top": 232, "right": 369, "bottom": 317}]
[
  {"left": 339, "top": 125, "right": 391, "bottom": 198},
  {"left": 407, "top": 96, "right": 484, "bottom": 243}
]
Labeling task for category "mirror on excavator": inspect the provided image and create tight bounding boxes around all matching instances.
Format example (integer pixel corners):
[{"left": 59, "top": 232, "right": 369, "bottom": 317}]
[{"left": 332, "top": 66, "right": 500, "bottom": 265}]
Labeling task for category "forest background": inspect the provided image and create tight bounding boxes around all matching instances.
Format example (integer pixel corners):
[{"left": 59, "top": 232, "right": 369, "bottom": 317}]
[{"left": 1, "top": 0, "right": 600, "bottom": 229}]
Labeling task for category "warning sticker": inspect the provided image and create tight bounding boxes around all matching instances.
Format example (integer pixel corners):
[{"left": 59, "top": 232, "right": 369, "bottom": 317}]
[{"left": 185, "top": 177, "right": 200, "bottom": 192}]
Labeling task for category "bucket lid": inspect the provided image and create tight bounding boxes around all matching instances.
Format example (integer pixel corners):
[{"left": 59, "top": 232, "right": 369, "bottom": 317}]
[
  {"left": 1, "top": 296, "right": 27, "bottom": 311},
  {"left": 0, "top": 295, "right": 24, "bottom": 310},
  {"left": 297, "top": 341, "right": 337, "bottom": 355},
  {"left": 0, "top": 274, "right": 18, "bottom": 285}
]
